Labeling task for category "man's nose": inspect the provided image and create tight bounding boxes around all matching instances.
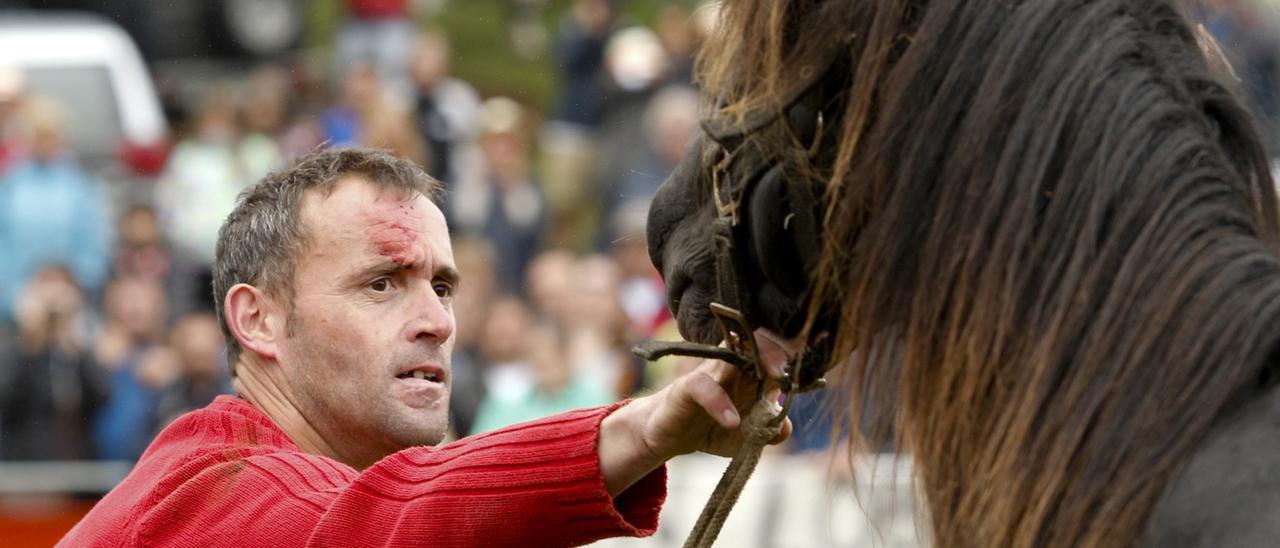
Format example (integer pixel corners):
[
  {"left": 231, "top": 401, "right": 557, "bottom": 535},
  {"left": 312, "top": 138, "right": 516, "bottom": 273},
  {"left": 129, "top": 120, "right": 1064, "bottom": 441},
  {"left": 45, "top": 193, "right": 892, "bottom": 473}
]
[{"left": 406, "top": 283, "right": 454, "bottom": 344}]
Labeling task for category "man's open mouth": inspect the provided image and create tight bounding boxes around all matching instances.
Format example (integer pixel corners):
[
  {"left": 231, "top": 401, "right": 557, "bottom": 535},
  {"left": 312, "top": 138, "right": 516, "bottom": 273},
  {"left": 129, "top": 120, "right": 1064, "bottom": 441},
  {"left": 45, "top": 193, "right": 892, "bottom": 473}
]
[{"left": 396, "top": 368, "right": 443, "bottom": 383}]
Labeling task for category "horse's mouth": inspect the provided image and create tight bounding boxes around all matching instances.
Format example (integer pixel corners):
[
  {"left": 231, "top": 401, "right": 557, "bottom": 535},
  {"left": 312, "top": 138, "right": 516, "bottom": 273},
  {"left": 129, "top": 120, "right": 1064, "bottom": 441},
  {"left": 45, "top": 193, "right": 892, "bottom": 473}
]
[
  {"left": 676, "top": 304, "right": 720, "bottom": 346},
  {"left": 667, "top": 272, "right": 723, "bottom": 346}
]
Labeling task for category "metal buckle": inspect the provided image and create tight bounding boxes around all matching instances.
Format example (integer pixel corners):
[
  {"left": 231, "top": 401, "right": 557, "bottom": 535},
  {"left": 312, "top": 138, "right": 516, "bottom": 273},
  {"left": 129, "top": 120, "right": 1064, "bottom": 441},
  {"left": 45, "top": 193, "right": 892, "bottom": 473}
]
[{"left": 710, "top": 302, "right": 765, "bottom": 382}]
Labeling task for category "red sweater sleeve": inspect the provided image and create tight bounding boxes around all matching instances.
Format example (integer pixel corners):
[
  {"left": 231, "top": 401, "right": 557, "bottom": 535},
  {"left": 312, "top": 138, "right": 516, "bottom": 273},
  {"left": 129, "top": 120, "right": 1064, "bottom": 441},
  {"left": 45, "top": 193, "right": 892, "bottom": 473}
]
[{"left": 128, "top": 403, "right": 665, "bottom": 547}]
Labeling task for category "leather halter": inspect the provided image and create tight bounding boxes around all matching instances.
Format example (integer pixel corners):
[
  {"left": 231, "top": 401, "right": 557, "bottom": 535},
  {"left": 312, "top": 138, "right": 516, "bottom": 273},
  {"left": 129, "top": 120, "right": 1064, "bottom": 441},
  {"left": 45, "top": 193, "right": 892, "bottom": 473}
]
[{"left": 633, "top": 41, "right": 848, "bottom": 397}]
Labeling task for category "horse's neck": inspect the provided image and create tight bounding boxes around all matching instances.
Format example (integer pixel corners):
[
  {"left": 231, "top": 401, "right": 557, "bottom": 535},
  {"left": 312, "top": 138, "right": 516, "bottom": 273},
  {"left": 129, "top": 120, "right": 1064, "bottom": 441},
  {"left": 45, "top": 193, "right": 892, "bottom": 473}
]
[{"left": 1141, "top": 376, "right": 1280, "bottom": 547}]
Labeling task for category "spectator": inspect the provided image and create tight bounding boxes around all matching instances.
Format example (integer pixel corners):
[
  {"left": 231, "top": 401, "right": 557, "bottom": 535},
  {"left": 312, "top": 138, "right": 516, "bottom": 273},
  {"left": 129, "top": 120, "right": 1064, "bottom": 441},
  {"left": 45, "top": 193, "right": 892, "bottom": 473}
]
[
  {"left": 276, "top": 59, "right": 330, "bottom": 162},
  {"left": 0, "top": 95, "right": 113, "bottom": 322},
  {"left": 0, "top": 266, "right": 107, "bottom": 460},
  {"left": 539, "top": 0, "right": 618, "bottom": 249},
  {"left": 610, "top": 206, "right": 669, "bottom": 339},
  {"left": 92, "top": 276, "right": 179, "bottom": 461},
  {"left": 334, "top": 0, "right": 418, "bottom": 102},
  {"left": 564, "top": 255, "right": 639, "bottom": 397},
  {"left": 155, "top": 312, "right": 230, "bottom": 427},
  {"left": 156, "top": 89, "right": 255, "bottom": 270},
  {"left": 476, "top": 295, "right": 537, "bottom": 407},
  {"left": 111, "top": 203, "right": 206, "bottom": 317},
  {"left": 550, "top": 0, "right": 616, "bottom": 131},
  {"left": 508, "top": 0, "right": 550, "bottom": 58},
  {"left": 526, "top": 248, "right": 577, "bottom": 322},
  {"left": 322, "top": 62, "right": 381, "bottom": 148},
  {"left": 322, "top": 61, "right": 426, "bottom": 168},
  {"left": 0, "top": 64, "right": 26, "bottom": 174},
  {"left": 112, "top": 204, "right": 171, "bottom": 283},
  {"left": 452, "top": 97, "right": 546, "bottom": 294},
  {"left": 607, "top": 84, "right": 699, "bottom": 243},
  {"left": 593, "top": 25, "right": 672, "bottom": 249},
  {"left": 654, "top": 4, "right": 700, "bottom": 86},
  {"left": 472, "top": 322, "right": 615, "bottom": 433},
  {"left": 445, "top": 235, "right": 498, "bottom": 437},
  {"left": 409, "top": 31, "right": 483, "bottom": 190},
  {"left": 362, "top": 92, "right": 429, "bottom": 168},
  {"left": 237, "top": 65, "right": 288, "bottom": 182}
]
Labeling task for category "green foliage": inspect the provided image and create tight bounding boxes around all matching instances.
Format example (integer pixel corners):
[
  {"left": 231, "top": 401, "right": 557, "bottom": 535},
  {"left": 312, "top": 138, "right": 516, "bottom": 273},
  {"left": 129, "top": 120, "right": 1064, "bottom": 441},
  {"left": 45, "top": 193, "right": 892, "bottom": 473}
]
[
  {"left": 427, "top": 2, "right": 557, "bottom": 109},
  {"left": 306, "top": 0, "right": 703, "bottom": 112}
]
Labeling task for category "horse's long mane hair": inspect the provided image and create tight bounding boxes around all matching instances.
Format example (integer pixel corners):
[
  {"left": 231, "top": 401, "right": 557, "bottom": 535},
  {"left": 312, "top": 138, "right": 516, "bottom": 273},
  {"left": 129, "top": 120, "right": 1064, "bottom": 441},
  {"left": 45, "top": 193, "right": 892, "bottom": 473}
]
[{"left": 699, "top": 1, "right": 1280, "bottom": 546}]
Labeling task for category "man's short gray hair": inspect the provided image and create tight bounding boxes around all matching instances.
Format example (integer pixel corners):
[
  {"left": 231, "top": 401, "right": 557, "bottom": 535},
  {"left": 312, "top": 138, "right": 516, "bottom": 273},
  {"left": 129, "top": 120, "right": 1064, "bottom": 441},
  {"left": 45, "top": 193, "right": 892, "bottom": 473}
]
[{"left": 213, "top": 148, "right": 441, "bottom": 374}]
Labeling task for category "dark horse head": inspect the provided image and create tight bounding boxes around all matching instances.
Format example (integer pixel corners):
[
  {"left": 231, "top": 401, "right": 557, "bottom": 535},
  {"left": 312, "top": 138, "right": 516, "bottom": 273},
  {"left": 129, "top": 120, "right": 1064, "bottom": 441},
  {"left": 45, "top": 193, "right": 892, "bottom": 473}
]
[
  {"left": 647, "top": 47, "right": 847, "bottom": 348},
  {"left": 647, "top": 0, "right": 1280, "bottom": 546}
]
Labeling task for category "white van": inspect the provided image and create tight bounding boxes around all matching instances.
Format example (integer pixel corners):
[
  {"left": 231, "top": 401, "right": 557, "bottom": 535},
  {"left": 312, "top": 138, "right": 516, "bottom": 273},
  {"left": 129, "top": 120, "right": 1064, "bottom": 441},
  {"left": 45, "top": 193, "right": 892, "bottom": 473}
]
[{"left": 0, "top": 11, "right": 169, "bottom": 176}]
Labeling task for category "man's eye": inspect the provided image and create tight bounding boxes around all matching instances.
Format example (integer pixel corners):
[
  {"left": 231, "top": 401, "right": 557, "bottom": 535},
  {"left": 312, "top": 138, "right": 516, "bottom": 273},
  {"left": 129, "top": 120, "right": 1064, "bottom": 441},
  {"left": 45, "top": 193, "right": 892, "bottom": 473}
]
[
  {"left": 433, "top": 282, "right": 454, "bottom": 298},
  {"left": 370, "top": 278, "right": 391, "bottom": 292}
]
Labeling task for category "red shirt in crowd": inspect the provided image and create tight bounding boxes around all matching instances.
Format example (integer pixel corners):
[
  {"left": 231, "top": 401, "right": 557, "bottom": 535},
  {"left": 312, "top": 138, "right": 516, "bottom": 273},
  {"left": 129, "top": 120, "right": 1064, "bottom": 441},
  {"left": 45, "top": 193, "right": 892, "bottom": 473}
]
[
  {"left": 345, "top": 0, "right": 408, "bottom": 19},
  {"left": 60, "top": 395, "right": 666, "bottom": 547}
]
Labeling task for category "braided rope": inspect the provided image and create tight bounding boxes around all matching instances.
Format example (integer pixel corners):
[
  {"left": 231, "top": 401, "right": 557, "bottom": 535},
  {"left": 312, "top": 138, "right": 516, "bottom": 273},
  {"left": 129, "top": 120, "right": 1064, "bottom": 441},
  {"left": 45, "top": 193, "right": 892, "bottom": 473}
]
[{"left": 683, "top": 399, "right": 786, "bottom": 548}]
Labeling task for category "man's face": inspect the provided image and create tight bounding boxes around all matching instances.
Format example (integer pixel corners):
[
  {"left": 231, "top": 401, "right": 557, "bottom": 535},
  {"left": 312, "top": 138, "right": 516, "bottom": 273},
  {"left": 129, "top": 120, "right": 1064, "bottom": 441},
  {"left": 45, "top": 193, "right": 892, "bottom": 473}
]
[{"left": 280, "top": 177, "right": 458, "bottom": 465}]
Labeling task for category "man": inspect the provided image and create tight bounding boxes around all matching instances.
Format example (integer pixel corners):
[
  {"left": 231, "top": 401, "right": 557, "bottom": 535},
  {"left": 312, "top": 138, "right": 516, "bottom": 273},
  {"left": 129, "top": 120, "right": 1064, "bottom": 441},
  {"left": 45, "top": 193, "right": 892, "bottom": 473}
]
[
  {"left": 0, "top": 95, "right": 112, "bottom": 322},
  {"left": 61, "top": 148, "right": 791, "bottom": 546},
  {"left": 409, "top": 31, "right": 482, "bottom": 191}
]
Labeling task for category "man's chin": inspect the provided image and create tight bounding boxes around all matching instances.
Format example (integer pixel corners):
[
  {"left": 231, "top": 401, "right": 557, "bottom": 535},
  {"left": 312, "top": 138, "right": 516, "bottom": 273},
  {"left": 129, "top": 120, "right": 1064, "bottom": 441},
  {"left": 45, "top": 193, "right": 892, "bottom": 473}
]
[{"left": 386, "top": 413, "right": 450, "bottom": 448}]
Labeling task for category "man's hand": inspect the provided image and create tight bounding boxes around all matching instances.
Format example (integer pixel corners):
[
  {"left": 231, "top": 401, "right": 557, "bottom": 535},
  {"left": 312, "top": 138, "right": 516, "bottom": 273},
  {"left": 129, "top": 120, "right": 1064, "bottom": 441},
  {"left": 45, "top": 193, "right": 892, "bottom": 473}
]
[{"left": 599, "top": 331, "right": 796, "bottom": 495}]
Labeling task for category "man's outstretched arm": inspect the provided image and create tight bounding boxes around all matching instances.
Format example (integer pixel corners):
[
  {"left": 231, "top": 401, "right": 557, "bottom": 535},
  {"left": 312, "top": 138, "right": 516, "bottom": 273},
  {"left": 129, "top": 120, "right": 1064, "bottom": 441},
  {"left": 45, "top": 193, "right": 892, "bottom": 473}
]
[{"left": 601, "top": 345, "right": 793, "bottom": 496}]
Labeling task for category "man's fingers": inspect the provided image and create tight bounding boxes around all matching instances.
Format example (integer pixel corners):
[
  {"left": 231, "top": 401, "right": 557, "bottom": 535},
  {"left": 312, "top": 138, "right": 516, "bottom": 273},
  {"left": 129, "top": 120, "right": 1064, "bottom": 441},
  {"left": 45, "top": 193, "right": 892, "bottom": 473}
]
[
  {"left": 682, "top": 370, "right": 741, "bottom": 428},
  {"left": 770, "top": 417, "right": 793, "bottom": 445},
  {"left": 698, "top": 358, "right": 737, "bottom": 385}
]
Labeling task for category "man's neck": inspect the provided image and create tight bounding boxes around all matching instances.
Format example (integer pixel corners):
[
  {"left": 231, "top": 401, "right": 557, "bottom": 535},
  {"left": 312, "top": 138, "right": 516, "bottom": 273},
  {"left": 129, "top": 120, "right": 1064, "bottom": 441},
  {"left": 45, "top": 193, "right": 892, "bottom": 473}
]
[{"left": 233, "top": 361, "right": 345, "bottom": 464}]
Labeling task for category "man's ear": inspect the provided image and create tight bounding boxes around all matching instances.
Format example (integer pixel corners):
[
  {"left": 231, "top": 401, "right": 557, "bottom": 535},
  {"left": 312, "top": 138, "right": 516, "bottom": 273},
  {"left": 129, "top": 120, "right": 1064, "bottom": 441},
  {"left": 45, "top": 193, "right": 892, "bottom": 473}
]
[{"left": 224, "top": 283, "right": 284, "bottom": 362}]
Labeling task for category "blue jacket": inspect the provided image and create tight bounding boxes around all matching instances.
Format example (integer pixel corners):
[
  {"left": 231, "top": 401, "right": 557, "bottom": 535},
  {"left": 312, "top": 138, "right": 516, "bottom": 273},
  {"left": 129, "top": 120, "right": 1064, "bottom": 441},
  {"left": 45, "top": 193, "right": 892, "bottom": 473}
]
[{"left": 0, "top": 158, "right": 113, "bottom": 319}]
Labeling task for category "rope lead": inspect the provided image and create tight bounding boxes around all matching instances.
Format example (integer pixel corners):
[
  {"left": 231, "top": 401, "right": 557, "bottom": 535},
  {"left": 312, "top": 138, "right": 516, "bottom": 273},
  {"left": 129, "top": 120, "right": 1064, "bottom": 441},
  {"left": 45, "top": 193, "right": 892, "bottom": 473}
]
[{"left": 683, "top": 399, "right": 787, "bottom": 548}]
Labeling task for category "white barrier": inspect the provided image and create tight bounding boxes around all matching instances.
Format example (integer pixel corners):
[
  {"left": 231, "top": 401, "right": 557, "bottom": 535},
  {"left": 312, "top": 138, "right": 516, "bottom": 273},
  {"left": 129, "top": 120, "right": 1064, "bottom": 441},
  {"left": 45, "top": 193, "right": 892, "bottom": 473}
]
[
  {"left": 592, "top": 453, "right": 922, "bottom": 548},
  {"left": 0, "top": 461, "right": 133, "bottom": 494}
]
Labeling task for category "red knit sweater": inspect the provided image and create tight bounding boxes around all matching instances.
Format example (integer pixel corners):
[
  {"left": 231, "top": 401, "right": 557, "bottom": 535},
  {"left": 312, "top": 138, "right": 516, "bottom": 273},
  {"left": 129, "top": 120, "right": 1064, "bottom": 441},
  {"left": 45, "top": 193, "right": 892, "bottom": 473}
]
[{"left": 59, "top": 396, "right": 666, "bottom": 547}]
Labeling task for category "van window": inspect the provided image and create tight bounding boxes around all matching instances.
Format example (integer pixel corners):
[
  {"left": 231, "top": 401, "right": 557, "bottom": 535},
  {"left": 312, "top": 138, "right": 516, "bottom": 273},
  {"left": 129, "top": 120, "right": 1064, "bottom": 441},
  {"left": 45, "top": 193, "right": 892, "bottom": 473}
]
[{"left": 23, "top": 65, "right": 123, "bottom": 164}]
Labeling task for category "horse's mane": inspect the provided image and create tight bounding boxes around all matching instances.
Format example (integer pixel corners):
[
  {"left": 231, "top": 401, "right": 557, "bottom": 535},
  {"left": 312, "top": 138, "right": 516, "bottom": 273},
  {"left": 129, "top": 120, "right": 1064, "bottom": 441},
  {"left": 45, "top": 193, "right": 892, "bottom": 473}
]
[{"left": 699, "top": 1, "right": 1280, "bottom": 546}]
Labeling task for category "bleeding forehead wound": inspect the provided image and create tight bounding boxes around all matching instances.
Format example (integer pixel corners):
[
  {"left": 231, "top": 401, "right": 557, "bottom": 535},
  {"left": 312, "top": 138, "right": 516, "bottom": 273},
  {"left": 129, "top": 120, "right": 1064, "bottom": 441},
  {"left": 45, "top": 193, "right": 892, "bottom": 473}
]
[{"left": 365, "top": 203, "right": 424, "bottom": 265}]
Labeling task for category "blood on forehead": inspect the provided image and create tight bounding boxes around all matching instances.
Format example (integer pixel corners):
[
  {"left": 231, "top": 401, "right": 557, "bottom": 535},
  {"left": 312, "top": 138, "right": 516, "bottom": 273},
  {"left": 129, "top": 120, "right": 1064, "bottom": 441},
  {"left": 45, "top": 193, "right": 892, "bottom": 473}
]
[{"left": 363, "top": 199, "right": 428, "bottom": 266}]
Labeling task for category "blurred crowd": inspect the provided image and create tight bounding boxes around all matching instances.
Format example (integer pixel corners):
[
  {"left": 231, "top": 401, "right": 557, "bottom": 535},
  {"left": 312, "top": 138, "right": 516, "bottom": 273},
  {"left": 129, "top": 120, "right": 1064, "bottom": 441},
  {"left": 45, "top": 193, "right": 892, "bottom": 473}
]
[
  {"left": 0, "top": 0, "right": 788, "bottom": 464},
  {"left": 10, "top": 0, "right": 1270, "bottom": 466}
]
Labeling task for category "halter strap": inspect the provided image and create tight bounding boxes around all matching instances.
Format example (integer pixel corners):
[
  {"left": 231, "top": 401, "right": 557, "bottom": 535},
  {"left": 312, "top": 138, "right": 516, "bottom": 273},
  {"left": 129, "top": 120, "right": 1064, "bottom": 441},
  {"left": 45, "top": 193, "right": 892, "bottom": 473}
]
[{"left": 631, "top": 32, "right": 849, "bottom": 548}]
